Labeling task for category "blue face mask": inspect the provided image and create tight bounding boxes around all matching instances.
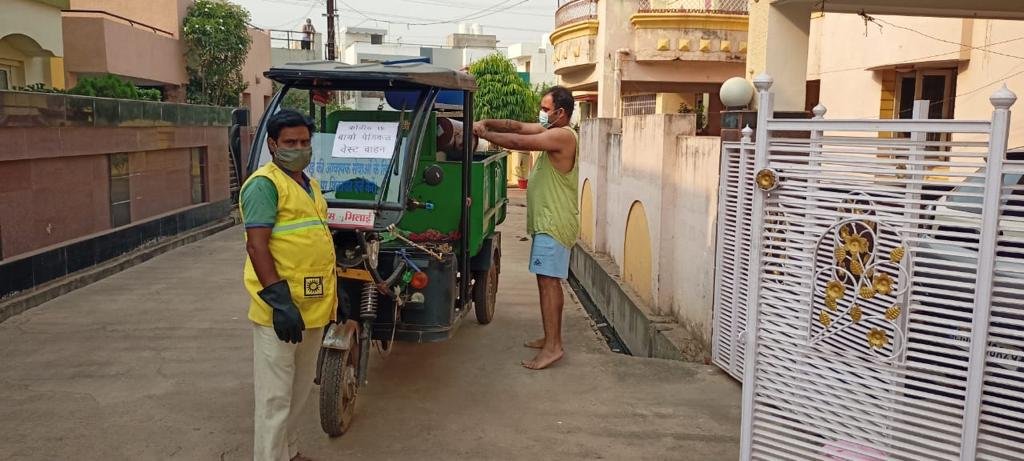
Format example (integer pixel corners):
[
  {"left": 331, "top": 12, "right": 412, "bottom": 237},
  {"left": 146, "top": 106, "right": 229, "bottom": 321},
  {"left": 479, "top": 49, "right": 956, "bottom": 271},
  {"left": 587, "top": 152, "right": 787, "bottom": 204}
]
[{"left": 538, "top": 109, "right": 550, "bottom": 128}]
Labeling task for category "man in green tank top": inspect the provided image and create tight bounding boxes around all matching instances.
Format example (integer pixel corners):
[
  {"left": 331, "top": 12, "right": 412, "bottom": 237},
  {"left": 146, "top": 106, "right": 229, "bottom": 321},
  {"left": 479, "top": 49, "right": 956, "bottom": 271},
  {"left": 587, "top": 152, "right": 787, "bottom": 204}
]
[{"left": 474, "top": 86, "right": 578, "bottom": 370}]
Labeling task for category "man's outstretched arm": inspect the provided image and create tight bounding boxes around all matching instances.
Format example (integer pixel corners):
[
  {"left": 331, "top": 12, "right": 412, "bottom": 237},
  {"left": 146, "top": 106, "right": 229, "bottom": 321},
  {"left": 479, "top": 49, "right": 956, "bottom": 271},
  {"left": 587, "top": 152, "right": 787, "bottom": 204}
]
[
  {"left": 476, "top": 119, "right": 546, "bottom": 135},
  {"left": 479, "top": 127, "right": 572, "bottom": 154}
]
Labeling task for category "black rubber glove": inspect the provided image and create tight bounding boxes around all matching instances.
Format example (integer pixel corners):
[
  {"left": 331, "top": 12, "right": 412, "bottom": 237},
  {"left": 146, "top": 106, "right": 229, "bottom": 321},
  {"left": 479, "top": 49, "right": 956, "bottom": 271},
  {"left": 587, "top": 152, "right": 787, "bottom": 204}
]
[{"left": 258, "top": 280, "right": 306, "bottom": 344}]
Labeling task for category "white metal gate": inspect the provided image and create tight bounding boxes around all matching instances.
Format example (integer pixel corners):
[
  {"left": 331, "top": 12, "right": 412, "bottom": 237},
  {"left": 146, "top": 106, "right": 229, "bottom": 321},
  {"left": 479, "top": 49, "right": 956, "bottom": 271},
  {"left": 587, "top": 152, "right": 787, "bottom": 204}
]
[
  {"left": 737, "top": 75, "right": 1024, "bottom": 460},
  {"left": 713, "top": 137, "right": 756, "bottom": 380}
]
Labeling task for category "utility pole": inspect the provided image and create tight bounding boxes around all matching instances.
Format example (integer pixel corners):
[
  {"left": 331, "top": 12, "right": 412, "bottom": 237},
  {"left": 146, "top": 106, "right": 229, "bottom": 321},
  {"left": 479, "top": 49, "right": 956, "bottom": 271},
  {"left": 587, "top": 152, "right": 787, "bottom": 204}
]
[{"left": 325, "top": 0, "right": 337, "bottom": 61}]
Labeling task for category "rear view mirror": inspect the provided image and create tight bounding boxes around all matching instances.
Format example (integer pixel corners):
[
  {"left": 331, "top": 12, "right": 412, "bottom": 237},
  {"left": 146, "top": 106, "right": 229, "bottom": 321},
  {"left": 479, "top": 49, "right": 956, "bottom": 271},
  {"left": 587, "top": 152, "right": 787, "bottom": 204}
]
[{"left": 229, "top": 108, "right": 250, "bottom": 178}]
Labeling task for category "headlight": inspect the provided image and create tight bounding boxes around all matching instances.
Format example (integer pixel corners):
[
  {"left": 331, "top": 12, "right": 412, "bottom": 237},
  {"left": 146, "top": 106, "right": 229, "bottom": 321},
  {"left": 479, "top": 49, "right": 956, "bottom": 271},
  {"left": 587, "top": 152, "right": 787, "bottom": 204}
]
[{"left": 366, "top": 239, "right": 380, "bottom": 269}]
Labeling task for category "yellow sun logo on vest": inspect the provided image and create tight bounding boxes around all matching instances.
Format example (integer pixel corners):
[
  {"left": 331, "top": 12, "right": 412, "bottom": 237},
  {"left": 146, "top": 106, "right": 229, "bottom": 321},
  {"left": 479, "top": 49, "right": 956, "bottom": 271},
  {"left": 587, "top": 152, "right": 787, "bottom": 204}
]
[{"left": 304, "top": 277, "right": 325, "bottom": 298}]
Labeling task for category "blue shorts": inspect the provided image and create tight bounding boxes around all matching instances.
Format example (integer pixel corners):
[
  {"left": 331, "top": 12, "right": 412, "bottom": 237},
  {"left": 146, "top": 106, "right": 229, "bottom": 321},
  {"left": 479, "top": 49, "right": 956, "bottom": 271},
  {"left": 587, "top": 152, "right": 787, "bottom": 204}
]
[{"left": 529, "top": 234, "right": 570, "bottom": 279}]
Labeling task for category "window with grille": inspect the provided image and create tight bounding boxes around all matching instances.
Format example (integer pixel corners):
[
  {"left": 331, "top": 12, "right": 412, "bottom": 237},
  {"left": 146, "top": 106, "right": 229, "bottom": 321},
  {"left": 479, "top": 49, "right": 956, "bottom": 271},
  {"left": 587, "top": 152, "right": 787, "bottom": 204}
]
[
  {"left": 622, "top": 94, "right": 656, "bottom": 116},
  {"left": 109, "top": 154, "right": 131, "bottom": 228}
]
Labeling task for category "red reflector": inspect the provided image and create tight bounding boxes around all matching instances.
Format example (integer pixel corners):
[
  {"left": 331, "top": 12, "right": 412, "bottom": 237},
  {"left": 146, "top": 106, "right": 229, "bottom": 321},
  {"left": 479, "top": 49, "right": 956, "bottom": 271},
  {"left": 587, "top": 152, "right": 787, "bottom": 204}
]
[{"left": 410, "top": 272, "right": 429, "bottom": 289}]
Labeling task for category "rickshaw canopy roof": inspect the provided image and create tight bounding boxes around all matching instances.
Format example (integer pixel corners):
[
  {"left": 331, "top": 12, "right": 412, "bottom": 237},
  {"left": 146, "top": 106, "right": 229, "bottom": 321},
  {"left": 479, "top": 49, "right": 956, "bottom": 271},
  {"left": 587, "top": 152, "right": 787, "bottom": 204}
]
[{"left": 265, "top": 61, "right": 477, "bottom": 91}]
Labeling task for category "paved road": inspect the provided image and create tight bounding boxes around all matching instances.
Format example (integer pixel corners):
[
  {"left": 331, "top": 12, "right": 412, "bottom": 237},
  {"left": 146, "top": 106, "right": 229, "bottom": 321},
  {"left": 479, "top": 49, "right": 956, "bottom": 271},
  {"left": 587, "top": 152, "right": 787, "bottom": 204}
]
[{"left": 0, "top": 192, "right": 741, "bottom": 460}]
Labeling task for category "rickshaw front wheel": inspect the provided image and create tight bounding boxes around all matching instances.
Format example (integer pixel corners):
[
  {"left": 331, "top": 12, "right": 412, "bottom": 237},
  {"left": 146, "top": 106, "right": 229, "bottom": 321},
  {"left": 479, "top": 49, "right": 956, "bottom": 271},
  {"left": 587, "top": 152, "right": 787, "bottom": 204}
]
[{"left": 319, "top": 346, "right": 358, "bottom": 437}]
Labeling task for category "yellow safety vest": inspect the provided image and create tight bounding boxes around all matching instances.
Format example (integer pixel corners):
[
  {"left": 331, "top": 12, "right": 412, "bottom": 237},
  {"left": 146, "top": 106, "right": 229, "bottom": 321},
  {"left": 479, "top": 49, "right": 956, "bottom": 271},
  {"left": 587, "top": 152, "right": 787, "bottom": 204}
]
[{"left": 242, "top": 162, "right": 337, "bottom": 329}]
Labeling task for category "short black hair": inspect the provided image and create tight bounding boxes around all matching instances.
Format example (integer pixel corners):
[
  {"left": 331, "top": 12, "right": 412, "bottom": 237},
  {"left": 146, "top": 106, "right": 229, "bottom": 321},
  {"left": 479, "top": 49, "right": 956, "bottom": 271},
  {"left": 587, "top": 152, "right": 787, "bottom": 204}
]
[
  {"left": 544, "top": 86, "right": 574, "bottom": 119},
  {"left": 267, "top": 109, "right": 315, "bottom": 140}
]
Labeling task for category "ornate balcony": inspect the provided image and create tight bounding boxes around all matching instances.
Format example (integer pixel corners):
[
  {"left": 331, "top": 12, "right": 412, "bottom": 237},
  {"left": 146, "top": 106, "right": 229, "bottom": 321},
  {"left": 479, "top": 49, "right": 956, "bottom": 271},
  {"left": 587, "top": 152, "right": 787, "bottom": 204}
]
[
  {"left": 551, "top": 0, "right": 599, "bottom": 77},
  {"left": 631, "top": 0, "right": 749, "bottom": 63}
]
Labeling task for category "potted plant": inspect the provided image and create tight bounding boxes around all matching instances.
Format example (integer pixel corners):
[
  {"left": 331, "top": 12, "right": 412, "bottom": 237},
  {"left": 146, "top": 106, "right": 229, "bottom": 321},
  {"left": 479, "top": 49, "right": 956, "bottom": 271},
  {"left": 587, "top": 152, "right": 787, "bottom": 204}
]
[{"left": 515, "top": 165, "right": 529, "bottom": 189}]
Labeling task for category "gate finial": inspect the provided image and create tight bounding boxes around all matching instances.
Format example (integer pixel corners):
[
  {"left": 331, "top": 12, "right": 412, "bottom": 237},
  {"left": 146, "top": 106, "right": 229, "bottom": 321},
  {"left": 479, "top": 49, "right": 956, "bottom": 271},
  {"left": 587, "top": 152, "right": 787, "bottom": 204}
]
[
  {"left": 990, "top": 84, "right": 1017, "bottom": 109},
  {"left": 812, "top": 104, "right": 827, "bottom": 119},
  {"left": 753, "top": 74, "right": 773, "bottom": 92}
]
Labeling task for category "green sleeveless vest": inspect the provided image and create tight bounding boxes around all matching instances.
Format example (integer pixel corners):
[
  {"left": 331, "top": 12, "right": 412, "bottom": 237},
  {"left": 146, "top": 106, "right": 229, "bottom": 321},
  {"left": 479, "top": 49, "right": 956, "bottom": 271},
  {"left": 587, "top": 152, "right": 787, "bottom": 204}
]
[{"left": 526, "top": 126, "right": 579, "bottom": 248}]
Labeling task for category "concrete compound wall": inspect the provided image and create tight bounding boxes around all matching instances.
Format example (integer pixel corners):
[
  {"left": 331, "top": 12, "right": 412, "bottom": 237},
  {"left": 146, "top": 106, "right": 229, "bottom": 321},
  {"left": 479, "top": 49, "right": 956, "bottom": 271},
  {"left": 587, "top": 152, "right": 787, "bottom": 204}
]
[
  {"left": 0, "top": 124, "right": 231, "bottom": 259},
  {"left": 576, "top": 114, "right": 722, "bottom": 362},
  {"left": 666, "top": 135, "right": 722, "bottom": 358}
]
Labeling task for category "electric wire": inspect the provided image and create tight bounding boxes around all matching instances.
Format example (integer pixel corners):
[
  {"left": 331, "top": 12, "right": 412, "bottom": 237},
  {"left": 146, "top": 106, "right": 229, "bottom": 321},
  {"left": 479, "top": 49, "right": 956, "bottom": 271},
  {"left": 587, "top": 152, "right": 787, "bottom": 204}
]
[{"left": 337, "top": 0, "right": 534, "bottom": 26}]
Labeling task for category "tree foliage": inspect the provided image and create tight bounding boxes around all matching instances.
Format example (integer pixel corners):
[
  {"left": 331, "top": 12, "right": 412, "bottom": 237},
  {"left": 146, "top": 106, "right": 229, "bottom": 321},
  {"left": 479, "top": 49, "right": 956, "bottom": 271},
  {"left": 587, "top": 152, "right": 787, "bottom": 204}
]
[
  {"left": 272, "top": 83, "right": 350, "bottom": 126},
  {"left": 183, "top": 0, "right": 252, "bottom": 107},
  {"left": 468, "top": 54, "right": 538, "bottom": 122}
]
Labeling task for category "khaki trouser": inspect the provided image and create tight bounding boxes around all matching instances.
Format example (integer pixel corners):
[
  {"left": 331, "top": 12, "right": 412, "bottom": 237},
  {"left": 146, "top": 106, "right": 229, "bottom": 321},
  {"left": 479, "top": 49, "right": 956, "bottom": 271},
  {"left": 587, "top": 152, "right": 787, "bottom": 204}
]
[{"left": 253, "top": 324, "right": 323, "bottom": 461}]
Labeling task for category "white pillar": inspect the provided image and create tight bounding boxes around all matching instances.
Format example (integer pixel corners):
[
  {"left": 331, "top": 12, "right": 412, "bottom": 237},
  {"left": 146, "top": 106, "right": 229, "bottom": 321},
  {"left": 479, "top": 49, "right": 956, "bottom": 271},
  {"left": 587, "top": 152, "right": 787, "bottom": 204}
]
[
  {"left": 745, "top": 0, "right": 814, "bottom": 112},
  {"left": 595, "top": 0, "right": 634, "bottom": 118}
]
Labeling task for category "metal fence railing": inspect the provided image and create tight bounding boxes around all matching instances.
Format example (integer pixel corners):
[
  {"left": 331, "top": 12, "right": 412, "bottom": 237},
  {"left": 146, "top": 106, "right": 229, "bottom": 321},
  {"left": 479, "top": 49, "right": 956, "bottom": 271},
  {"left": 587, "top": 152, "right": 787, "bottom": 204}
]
[
  {"left": 268, "top": 29, "right": 321, "bottom": 50},
  {"left": 637, "top": 0, "right": 748, "bottom": 14},
  {"left": 555, "top": 0, "right": 598, "bottom": 28},
  {"left": 0, "top": 91, "right": 234, "bottom": 128}
]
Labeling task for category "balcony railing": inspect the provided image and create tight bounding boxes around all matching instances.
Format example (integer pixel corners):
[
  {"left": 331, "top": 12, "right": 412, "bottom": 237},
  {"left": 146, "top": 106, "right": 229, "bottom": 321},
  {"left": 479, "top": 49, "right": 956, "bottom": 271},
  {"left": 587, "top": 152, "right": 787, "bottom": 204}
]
[
  {"left": 637, "top": 0, "right": 748, "bottom": 14},
  {"left": 555, "top": 0, "right": 598, "bottom": 28},
  {"left": 63, "top": 9, "right": 175, "bottom": 37},
  {"left": 269, "top": 29, "right": 321, "bottom": 50}
]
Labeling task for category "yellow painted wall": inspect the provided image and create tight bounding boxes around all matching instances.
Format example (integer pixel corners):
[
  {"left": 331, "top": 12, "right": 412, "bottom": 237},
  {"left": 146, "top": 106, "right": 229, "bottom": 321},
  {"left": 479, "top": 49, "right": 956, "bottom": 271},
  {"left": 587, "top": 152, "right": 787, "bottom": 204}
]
[
  {"left": 48, "top": 56, "right": 65, "bottom": 89},
  {"left": 580, "top": 179, "right": 595, "bottom": 249},
  {"left": 623, "top": 201, "right": 654, "bottom": 305},
  {"left": 655, "top": 93, "right": 694, "bottom": 114}
]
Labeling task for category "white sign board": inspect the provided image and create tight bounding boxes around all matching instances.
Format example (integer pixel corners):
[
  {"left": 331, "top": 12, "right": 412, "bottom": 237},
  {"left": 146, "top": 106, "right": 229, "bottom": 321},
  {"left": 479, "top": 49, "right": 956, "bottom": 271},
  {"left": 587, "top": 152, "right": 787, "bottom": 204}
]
[
  {"left": 326, "top": 208, "right": 376, "bottom": 229},
  {"left": 331, "top": 121, "right": 399, "bottom": 159}
]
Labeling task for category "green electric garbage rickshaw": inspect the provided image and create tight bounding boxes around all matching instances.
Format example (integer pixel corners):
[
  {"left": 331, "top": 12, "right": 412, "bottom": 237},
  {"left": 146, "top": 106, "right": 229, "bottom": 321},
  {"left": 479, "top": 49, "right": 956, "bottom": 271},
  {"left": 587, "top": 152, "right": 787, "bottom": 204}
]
[{"left": 242, "top": 61, "right": 507, "bottom": 437}]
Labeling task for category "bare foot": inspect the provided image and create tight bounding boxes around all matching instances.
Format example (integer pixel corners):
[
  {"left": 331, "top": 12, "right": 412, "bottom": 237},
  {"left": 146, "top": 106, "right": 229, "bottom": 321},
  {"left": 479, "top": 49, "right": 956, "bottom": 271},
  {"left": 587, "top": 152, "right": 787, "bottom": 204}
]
[
  {"left": 522, "top": 348, "right": 564, "bottom": 370},
  {"left": 524, "top": 338, "right": 545, "bottom": 349}
]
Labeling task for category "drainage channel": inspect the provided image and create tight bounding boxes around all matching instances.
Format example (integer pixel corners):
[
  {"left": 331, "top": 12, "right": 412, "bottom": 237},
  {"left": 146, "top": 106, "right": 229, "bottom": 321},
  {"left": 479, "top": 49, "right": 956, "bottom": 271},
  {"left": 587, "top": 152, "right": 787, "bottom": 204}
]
[{"left": 567, "top": 273, "right": 631, "bottom": 356}]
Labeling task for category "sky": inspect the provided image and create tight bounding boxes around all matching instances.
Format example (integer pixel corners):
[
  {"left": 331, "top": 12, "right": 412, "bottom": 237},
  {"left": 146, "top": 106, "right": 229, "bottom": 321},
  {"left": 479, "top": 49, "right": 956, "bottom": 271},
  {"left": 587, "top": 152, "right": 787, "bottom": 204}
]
[{"left": 231, "top": 0, "right": 556, "bottom": 48}]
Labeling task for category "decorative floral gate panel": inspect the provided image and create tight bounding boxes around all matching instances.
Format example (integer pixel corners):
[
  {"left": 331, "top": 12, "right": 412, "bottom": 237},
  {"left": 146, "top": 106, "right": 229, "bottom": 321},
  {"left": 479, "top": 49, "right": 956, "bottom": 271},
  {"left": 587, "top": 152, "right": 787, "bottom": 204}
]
[{"left": 738, "top": 75, "right": 1022, "bottom": 461}]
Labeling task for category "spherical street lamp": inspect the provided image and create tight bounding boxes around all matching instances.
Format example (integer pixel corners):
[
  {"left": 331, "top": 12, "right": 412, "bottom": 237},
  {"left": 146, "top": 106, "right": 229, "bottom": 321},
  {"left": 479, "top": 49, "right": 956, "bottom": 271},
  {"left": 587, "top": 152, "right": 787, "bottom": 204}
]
[{"left": 719, "top": 77, "right": 755, "bottom": 109}]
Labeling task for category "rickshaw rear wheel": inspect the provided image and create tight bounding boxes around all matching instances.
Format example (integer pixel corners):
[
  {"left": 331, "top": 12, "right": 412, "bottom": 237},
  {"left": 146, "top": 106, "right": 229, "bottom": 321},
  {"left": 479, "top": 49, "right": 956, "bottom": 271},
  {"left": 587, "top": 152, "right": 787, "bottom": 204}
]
[
  {"left": 473, "top": 249, "right": 499, "bottom": 324},
  {"left": 319, "top": 344, "right": 358, "bottom": 437}
]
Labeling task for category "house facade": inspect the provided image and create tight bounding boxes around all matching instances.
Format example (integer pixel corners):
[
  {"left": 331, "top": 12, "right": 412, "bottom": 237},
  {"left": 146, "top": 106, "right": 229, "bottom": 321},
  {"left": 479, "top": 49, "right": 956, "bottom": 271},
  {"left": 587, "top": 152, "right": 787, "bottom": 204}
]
[
  {"left": 1, "top": 0, "right": 68, "bottom": 90},
  {"left": 807, "top": 13, "right": 1024, "bottom": 148},
  {"left": 552, "top": 0, "right": 748, "bottom": 125}
]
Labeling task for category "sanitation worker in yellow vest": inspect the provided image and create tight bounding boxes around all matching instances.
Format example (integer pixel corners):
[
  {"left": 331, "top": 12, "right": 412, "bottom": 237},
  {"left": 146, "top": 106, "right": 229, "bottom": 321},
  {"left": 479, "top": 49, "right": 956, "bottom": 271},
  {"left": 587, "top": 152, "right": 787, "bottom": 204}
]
[
  {"left": 474, "top": 86, "right": 579, "bottom": 370},
  {"left": 240, "top": 110, "right": 337, "bottom": 461}
]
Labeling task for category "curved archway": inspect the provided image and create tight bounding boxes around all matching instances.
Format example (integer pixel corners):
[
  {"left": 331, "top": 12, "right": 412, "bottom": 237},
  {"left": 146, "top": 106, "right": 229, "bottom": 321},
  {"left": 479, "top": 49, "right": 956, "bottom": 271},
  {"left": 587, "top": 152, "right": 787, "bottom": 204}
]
[
  {"left": 0, "top": 34, "right": 58, "bottom": 89},
  {"left": 623, "top": 201, "right": 653, "bottom": 305},
  {"left": 579, "top": 179, "right": 595, "bottom": 249},
  {"left": 0, "top": 34, "right": 54, "bottom": 57}
]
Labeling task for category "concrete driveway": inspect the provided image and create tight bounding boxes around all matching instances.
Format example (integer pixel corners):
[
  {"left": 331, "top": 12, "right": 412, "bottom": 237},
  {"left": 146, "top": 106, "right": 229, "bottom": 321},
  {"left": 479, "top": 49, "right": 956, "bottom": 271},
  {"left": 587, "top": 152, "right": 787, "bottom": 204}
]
[{"left": 0, "top": 192, "right": 741, "bottom": 460}]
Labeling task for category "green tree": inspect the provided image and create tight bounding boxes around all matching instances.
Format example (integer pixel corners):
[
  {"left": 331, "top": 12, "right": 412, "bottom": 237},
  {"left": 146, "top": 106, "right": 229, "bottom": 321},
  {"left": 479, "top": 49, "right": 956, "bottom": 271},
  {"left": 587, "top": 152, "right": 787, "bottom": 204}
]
[
  {"left": 274, "top": 82, "right": 311, "bottom": 115},
  {"left": 468, "top": 54, "right": 538, "bottom": 122},
  {"left": 183, "top": 0, "right": 252, "bottom": 107},
  {"left": 271, "top": 83, "right": 350, "bottom": 126}
]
